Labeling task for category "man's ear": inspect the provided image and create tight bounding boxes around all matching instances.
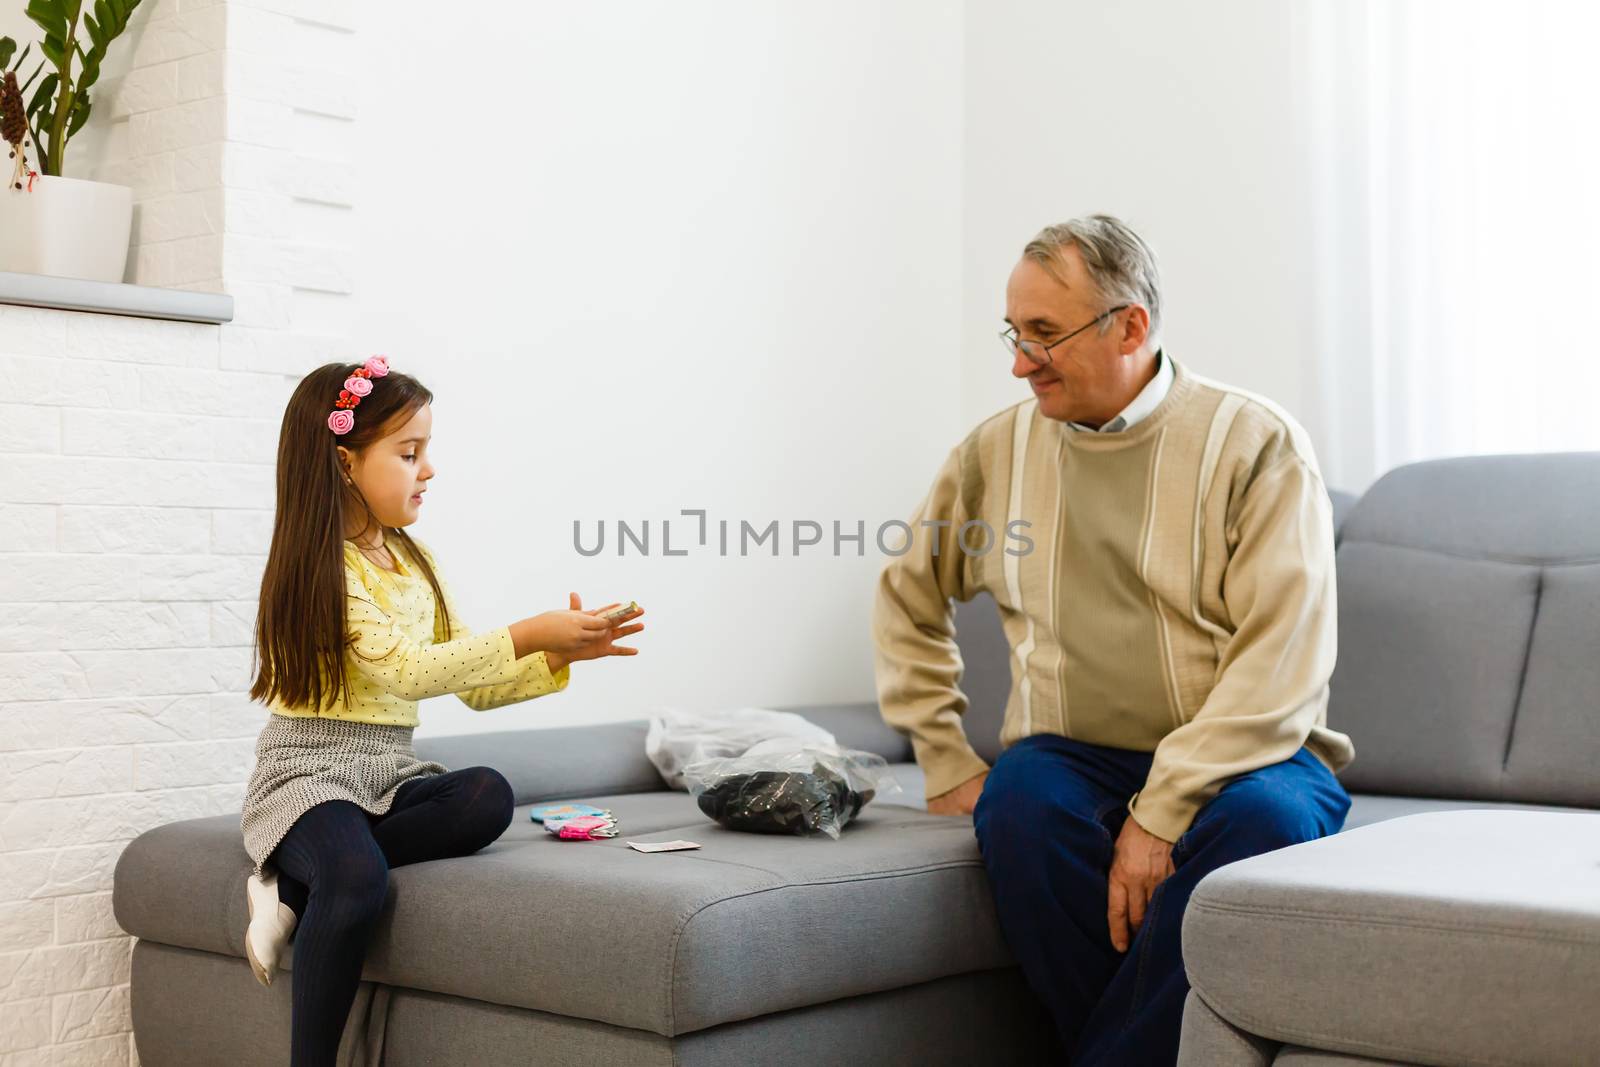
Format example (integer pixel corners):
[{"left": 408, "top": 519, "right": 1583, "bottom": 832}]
[{"left": 1119, "top": 305, "right": 1152, "bottom": 355}]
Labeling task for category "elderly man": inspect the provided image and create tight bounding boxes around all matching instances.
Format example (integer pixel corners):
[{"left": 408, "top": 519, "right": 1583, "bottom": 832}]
[{"left": 873, "top": 215, "right": 1355, "bottom": 1064}]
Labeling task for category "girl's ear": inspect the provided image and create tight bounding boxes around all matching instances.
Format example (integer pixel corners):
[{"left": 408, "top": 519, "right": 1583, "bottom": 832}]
[{"left": 335, "top": 445, "right": 354, "bottom": 481}]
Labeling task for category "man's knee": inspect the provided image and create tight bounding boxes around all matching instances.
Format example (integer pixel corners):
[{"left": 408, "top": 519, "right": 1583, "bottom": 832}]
[
  {"left": 1198, "top": 776, "right": 1334, "bottom": 856},
  {"left": 979, "top": 735, "right": 1062, "bottom": 803},
  {"left": 975, "top": 742, "right": 1108, "bottom": 858}
]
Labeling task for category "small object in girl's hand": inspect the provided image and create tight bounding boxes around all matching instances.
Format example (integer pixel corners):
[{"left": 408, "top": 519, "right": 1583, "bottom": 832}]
[
  {"left": 528, "top": 802, "right": 611, "bottom": 824},
  {"left": 627, "top": 839, "right": 701, "bottom": 853},
  {"left": 598, "top": 601, "right": 639, "bottom": 622},
  {"left": 546, "top": 815, "right": 618, "bottom": 840}
]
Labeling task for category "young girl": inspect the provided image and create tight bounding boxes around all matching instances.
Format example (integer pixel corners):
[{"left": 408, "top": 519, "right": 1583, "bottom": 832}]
[{"left": 238, "top": 358, "right": 643, "bottom": 1066}]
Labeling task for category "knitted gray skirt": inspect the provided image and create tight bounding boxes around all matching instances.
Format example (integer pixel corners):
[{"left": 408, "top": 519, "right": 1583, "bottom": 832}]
[{"left": 240, "top": 713, "right": 450, "bottom": 880}]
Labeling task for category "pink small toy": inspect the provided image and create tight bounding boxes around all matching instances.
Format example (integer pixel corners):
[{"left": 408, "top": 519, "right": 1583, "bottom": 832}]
[{"left": 550, "top": 815, "right": 618, "bottom": 841}]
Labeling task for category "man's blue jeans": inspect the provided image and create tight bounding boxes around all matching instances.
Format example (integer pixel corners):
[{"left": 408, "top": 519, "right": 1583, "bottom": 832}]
[{"left": 972, "top": 733, "right": 1351, "bottom": 1065}]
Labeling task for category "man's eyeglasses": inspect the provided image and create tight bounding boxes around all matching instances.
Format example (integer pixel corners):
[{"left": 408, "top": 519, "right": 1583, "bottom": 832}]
[{"left": 999, "top": 304, "right": 1129, "bottom": 366}]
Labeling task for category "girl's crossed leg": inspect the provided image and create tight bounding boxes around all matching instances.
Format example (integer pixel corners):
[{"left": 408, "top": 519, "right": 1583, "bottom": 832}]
[{"left": 268, "top": 766, "right": 514, "bottom": 1066}]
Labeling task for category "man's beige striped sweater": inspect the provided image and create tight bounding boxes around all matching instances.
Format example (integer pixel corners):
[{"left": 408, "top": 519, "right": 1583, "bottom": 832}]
[{"left": 872, "top": 357, "right": 1355, "bottom": 843}]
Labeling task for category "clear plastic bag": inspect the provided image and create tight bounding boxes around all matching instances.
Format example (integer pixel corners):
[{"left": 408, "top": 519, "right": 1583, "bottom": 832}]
[
  {"left": 645, "top": 708, "right": 837, "bottom": 791},
  {"left": 683, "top": 745, "right": 902, "bottom": 839}
]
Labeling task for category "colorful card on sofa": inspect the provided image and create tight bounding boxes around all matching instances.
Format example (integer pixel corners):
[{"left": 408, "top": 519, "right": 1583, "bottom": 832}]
[{"left": 528, "top": 802, "right": 611, "bottom": 823}]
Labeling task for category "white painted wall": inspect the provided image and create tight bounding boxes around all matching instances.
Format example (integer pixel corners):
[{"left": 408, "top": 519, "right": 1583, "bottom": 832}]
[
  {"left": 958, "top": 0, "right": 1324, "bottom": 466},
  {"left": 350, "top": 1, "right": 967, "bottom": 735}
]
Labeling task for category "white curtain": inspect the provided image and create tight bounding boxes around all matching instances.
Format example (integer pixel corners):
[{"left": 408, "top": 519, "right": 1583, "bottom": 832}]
[{"left": 1301, "top": 0, "right": 1600, "bottom": 491}]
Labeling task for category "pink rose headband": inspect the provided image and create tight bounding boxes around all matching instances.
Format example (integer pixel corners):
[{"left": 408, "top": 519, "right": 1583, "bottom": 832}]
[{"left": 327, "top": 356, "right": 390, "bottom": 435}]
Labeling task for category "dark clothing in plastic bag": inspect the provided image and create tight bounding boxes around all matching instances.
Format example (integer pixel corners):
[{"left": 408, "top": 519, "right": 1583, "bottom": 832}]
[
  {"left": 695, "top": 761, "right": 875, "bottom": 835},
  {"left": 684, "top": 745, "right": 900, "bottom": 838}
]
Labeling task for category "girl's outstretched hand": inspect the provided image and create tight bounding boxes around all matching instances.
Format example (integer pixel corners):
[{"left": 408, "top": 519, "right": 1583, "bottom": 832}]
[
  {"left": 510, "top": 594, "right": 645, "bottom": 667},
  {"left": 569, "top": 592, "right": 644, "bottom": 663},
  {"left": 513, "top": 600, "right": 611, "bottom": 658}
]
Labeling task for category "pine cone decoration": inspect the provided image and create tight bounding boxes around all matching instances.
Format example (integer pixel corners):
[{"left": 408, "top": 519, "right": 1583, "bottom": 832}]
[
  {"left": 1, "top": 71, "right": 26, "bottom": 149},
  {"left": 3, "top": 70, "right": 33, "bottom": 191}
]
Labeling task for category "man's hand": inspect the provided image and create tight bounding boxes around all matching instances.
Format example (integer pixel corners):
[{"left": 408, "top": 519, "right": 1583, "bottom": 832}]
[
  {"left": 1106, "top": 814, "right": 1176, "bottom": 953},
  {"left": 926, "top": 771, "right": 988, "bottom": 816}
]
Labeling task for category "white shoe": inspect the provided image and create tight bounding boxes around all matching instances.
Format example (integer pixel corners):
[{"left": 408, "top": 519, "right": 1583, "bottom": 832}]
[{"left": 245, "top": 870, "right": 298, "bottom": 987}]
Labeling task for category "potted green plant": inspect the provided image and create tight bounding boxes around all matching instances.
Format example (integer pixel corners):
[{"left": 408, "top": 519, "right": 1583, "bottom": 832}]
[{"left": 1, "top": 0, "right": 143, "bottom": 283}]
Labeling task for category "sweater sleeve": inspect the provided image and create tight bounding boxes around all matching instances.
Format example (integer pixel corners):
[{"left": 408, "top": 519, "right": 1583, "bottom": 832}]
[
  {"left": 1128, "top": 454, "right": 1338, "bottom": 843},
  {"left": 412, "top": 541, "right": 571, "bottom": 711},
  {"left": 872, "top": 446, "right": 994, "bottom": 800},
  {"left": 344, "top": 579, "right": 529, "bottom": 702}
]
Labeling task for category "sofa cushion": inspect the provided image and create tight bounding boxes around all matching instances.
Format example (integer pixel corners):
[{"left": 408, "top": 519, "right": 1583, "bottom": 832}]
[
  {"left": 1500, "top": 562, "right": 1600, "bottom": 807},
  {"left": 413, "top": 720, "right": 663, "bottom": 806},
  {"left": 1329, "top": 453, "right": 1600, "bottom": 803},
  {"left": 1344, "top": 791, "right": 1595, "bottom": 831},
  {"left": 879, "top": 760, "right": 927, "bottom": 804},
  {"left": 1272, "top": 1049, "right": 1406, "bottom": 1066},
  {"left": 114, "top": 776, "right": 1008, "bottom": 1038},
  {"left": 1182, "top": 810, "right": 1600, "bottom": 1067},
  {"left": 1327, "top": 488, "right": 1357, "bottom": 546},
  {"left": 1330, "top": 543, "right": 1540, "bottom": 797},
  {"left": 129, "top": 939, "right": 1058, "bottom": 1067},
  {"left": 410, "top": 703, "right": 913, "bottom": 808},
  {"left": 949, "top": 594, "right": 1012, "bottom": 765}
]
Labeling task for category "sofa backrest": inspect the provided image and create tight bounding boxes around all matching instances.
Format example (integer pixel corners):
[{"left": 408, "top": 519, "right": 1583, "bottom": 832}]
[
  {"left": 950, "top": 595, "right": 1012, "bottom": 764},
  {"left": 1328, "top": 488, "right": 1358, "bottom": 546},
  {"left": 1330, "top": 453, "right": 1600, "bottom": 806},
  {"left": 414, "top": 721, "right": 663, "bottom": 805},
  {"left": 413, "top": 703, "right": 913, "bottom": 806}
]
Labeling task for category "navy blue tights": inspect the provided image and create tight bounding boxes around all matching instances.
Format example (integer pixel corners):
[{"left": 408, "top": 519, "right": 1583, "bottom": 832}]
[{"left": 267, "top": 766, "right": 515, "bottom": 1066}]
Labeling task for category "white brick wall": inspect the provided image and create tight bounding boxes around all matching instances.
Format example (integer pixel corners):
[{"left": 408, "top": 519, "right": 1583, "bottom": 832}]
[
  {"left": 2, "top": 0, "right": 358, "bottom": 1059},
  {"left": 0, "top": 303, "right": 293, "bottom": 1064}
]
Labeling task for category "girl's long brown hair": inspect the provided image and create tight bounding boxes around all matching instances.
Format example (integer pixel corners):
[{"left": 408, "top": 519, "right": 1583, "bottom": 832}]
[{"left": 250, "top": 362, "right": 453, "bottom": 712}]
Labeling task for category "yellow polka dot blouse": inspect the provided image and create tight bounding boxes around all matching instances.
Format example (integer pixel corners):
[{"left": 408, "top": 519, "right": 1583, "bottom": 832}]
[{"left": 268, "top": 538, "right": 569, "bottom": 726}]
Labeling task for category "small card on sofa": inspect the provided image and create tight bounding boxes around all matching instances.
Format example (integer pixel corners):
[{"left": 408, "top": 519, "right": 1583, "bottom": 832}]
[{"left": 627, "top": 840, "right": 701, "bottom": 853}]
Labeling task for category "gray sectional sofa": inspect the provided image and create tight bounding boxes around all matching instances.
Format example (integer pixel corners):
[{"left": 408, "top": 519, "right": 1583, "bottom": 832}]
[
  {"left": 1178, "top": 453, "right": 1600, "bottom": 1067},
  {"left": 114, "top": 453, "right": 1600, "bottom": 1065},
  {"left": 115, "top": 701, "right": 1059, "bottom": 1066}
]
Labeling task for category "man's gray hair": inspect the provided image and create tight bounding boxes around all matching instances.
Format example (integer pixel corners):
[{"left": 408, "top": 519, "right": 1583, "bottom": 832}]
[{"left": 1023, "top": 214, "right": 1162, "bottom": 342}]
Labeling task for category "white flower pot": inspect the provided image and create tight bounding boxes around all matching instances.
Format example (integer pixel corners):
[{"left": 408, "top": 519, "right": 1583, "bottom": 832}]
[{"left": 0, "top": 174, "right": 134, "bottom": 283}]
